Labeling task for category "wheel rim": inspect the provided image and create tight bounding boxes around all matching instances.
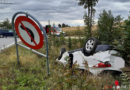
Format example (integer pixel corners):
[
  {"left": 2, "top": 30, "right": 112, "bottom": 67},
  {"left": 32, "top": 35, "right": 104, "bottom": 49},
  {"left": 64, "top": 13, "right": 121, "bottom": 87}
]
[{"left": 85, "top": 40, "right": 94, "bottom": 52}]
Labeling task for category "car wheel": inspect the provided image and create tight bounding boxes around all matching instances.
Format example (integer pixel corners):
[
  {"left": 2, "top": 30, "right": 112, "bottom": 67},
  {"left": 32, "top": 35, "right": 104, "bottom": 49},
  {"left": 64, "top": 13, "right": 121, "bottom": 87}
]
[{"left": 83, "top": 37, "right": 100, "bottom": 56}]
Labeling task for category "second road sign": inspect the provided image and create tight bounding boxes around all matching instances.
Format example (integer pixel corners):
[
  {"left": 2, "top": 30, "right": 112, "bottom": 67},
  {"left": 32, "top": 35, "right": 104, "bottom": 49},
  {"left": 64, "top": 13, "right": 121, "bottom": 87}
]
[{"left": 15, "top": 16, "right": 44, "bottom": 49}]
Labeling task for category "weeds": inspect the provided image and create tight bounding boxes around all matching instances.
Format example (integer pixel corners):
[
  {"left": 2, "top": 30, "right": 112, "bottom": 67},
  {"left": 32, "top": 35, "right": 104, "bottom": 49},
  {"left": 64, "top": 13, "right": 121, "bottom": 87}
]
[{"left": 0, "top": 34, "right": 129, "bottom": 90}]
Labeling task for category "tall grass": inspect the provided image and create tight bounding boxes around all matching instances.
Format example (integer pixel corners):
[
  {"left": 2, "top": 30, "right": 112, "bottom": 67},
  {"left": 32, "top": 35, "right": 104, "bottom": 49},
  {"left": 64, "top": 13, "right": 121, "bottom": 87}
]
[{"left": 0, "top": 36, "right": 128, "bottom": 90}]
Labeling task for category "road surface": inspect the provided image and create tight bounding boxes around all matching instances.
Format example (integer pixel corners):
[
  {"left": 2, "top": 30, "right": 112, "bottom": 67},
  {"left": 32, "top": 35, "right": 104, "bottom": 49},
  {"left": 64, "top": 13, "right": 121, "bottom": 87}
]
[
  {"left": 65, "top": 36, "right": 84, "bottom": 39},
  {"left": 0, "top": 36, "right": 83, "bottom": 51},
  {"left": 0, "top": 37, "right": 19, "bottom": 51}
]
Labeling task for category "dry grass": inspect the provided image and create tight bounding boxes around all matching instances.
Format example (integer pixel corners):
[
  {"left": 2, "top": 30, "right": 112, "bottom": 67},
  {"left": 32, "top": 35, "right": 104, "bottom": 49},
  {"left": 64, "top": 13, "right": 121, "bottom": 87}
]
[
  {"left": 62, "top": 26, "right": 85, "bottom": 32},
  {"left": 62, "top": 25, "right": 98, "bottom": 32},
  {"left": 62, "top": 25, "right": 98, "bottom": 36},
  {"left": 0, "top": 45, "right": 43, "bottom": 68}
]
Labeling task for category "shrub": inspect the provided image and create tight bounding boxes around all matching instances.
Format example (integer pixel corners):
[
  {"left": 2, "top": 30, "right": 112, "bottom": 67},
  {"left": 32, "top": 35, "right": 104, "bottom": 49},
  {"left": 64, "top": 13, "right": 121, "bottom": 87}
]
[{"left": 97, "top": 10, "right": 123, "bottom": 44}]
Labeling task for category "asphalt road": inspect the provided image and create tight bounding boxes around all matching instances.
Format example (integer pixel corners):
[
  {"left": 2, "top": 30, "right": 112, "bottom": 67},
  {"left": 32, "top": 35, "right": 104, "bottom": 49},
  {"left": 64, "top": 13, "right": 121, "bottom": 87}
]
[
  {"left": 65, "top": 36, "right": 84, "bottom": 39},
  {"left": 0, "top": 36, "right": 83, "bottom": 51},
  {"left": 0, "top": 37, "right": 19, "bottom": 51}
]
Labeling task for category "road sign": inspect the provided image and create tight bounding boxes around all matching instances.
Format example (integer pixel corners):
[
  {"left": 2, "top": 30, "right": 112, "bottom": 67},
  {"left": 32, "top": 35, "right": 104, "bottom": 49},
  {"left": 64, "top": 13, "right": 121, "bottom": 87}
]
[
  {"left": 12, "top": 12, "right": 49, "bottom": 76},
  {"left": 14, "top": 16, "right": 44, "bottom": 49}
]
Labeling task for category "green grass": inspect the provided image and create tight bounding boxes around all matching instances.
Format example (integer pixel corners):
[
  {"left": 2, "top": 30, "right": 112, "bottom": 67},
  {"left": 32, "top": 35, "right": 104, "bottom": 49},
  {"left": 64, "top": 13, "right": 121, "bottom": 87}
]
[{"left": 0, "top": 35, "right": 129, "bottom": 90}]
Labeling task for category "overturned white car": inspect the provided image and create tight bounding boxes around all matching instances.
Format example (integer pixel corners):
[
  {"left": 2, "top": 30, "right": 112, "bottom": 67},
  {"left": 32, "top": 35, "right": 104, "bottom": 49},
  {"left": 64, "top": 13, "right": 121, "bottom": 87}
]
[{"left": 56, "top": 37, "right": 125, "bottom": 75}]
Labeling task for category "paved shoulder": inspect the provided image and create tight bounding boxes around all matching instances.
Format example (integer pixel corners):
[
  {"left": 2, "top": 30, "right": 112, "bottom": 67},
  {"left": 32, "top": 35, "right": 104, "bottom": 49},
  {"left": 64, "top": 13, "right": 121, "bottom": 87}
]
[{"left": 0, "top": 37, "right": 19, "bottom": 51}]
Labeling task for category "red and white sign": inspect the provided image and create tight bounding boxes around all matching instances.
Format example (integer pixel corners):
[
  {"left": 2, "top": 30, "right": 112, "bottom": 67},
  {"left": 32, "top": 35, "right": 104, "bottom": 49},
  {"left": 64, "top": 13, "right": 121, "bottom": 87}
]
[{"left": 14, "top": 16, "right": 44, "bottom": 49}]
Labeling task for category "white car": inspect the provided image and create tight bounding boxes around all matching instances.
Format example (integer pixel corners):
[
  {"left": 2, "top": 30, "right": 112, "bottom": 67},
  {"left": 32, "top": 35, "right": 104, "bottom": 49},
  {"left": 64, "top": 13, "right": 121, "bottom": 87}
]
[
  {"left": 56, "top": 37, "right": 125, "bottom": 75},
  {"left": 51, "top": 27, "right": 65, "bottom": 36}
]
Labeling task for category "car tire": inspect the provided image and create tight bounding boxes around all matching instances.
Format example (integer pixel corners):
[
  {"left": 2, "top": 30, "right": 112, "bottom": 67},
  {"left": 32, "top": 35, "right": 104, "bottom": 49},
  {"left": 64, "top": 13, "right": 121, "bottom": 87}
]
[{"left": 83, "top": 37, "right": 100, "bottom": 56}]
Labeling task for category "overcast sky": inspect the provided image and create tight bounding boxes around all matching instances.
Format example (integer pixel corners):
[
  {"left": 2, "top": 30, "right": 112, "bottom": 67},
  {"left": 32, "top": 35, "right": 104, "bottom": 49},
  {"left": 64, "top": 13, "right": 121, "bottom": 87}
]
[{"left": 0, "top": 0, "right": 130, "bottom": 26}]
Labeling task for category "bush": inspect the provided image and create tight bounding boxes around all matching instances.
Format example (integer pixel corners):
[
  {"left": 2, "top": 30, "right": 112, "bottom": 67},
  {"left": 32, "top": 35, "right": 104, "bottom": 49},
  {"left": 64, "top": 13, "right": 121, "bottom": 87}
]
[
  {"left": 97, "top": 10, "right": 123, "bottom": 44},
  {"left": 112, "top": 16, "right": 130, "bottom": 65}
]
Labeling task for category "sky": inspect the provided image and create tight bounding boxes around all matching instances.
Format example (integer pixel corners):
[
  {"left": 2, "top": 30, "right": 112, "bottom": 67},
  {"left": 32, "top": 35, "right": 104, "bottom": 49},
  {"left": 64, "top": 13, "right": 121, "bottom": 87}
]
[{"left": 0, "top": 0, "right": 130, "bottom": 26}]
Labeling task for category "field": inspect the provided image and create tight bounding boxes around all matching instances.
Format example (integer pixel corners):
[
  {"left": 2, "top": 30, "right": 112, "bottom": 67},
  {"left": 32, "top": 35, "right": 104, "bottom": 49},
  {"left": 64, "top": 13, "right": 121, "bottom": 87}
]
[
  {"left": 62, "top": 25, "right": 97, "bottom": 32},
  {"left": 62, "top": 26, "right": 85, "bottom": 36},
  {"left": 62, "top": 25, "right": 98, "bottom": 37},
  {"left": 0, "top": 30, "right": 129, "bottom": 90}
]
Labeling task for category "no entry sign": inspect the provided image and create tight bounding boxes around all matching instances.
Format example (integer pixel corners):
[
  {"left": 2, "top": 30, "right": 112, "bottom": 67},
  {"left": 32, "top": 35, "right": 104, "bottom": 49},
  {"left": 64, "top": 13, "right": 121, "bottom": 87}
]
[{"left": 14, "top": 16, "right": 44, "bottom": 49}]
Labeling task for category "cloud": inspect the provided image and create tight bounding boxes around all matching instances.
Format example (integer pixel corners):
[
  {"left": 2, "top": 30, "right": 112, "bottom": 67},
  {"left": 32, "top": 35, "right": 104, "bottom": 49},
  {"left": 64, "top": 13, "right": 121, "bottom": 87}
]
[
  {"left": 112, "top": 0, "right": 130, "bottom": 3},
  {"left": 95, "top": 0, "right": 130, "bottom": 19},
  {"left": 0, "top": 0, "right": 129, "bottom": 26}
]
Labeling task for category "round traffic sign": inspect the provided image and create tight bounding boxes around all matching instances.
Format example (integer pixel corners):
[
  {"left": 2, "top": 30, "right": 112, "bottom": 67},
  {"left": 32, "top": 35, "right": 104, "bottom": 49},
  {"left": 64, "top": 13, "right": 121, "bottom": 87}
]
[{"left": 14, "top": 16, "right": 44, "bottom": 49}]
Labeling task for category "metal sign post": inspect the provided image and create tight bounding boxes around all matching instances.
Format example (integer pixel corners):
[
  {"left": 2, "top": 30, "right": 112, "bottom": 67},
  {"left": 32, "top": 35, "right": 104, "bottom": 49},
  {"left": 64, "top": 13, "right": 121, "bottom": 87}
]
[{"left": 12, "top": 12, "right": 49, "bottom": 75}]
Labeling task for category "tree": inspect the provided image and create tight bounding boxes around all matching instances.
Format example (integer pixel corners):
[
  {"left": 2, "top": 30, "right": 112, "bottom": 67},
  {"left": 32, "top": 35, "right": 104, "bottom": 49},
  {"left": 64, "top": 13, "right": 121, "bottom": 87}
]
[
  {"left": 0, "top": 18, "right": 12, "bottom": 29},
  {"left": 61, "top": 23, "right": 70, "bottom": 28},
  {"left": 58, "top": 24, "right": 62, "bottom": 28},
  {"left": 123, "top": 16, "right": 130, "bottom": 61},
  {"left": 113, "top": 15, "right": 130, "bottom": 66},
  {"left": 62, "top": 23, "right": 66, "bottom": 28},
  {"left": 97, "top": 10, "right": 123, "bottom": 44},
  {"left": 97, "top": 10, "right": 114, "bottom": 43},
  {"left": 78, "top": 0, "right": 99, "bottom": 37}
]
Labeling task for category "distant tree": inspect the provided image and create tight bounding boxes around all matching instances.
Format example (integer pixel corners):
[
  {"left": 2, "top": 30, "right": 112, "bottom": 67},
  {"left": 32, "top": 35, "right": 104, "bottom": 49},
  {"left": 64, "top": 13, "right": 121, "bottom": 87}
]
[
  {"left": 65, "top": 24, "right": 70, "bottom": 27},
  {"left": 0, "top": 18, "right": 12, "bottom": 29},
  {"left": 61, "top": 23, "right": 70, "bottom": 28},
  {"left": 58, "top": 24, "right": 61, "bottom": 28},
  {"left": 78, "top": 0, "right": 99, "bottom": 37},
  {"left": 62, "top": 23, "right": 66, "bottom": 28}
]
